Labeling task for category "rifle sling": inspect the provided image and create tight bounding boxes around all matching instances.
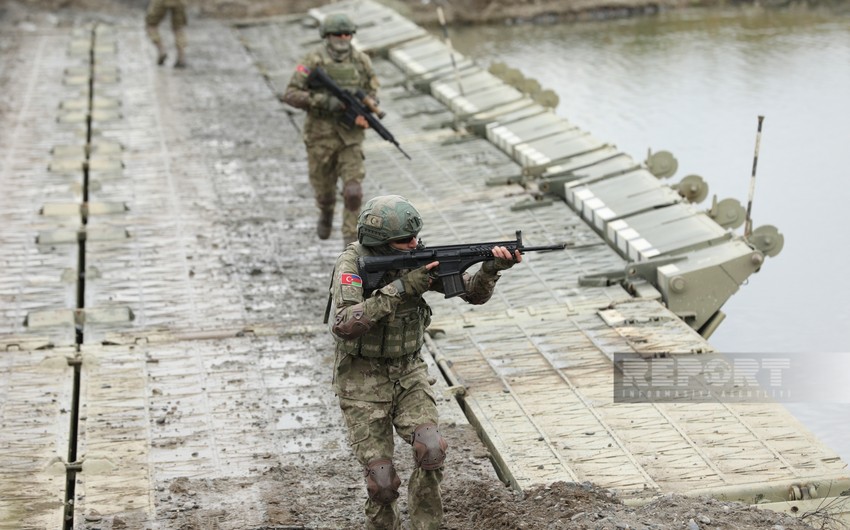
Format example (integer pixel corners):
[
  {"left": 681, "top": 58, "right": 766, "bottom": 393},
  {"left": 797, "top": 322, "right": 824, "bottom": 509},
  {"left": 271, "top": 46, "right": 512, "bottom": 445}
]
[{"left": 323, "top": 269, "right": 335, "bottom": 324}]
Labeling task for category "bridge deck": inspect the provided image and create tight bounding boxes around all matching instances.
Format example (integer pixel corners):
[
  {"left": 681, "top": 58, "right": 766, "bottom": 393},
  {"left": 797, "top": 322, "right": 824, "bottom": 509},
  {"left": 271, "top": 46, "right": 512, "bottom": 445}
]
[{"left": 1, "top": 2, "right": 846, "bottom": 528}]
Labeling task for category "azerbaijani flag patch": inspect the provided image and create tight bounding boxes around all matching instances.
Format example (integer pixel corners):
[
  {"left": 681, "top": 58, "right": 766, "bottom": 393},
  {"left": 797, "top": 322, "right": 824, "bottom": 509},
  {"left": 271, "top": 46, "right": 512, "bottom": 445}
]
[
  {"left": 296, "top": 64, "right": 310, "bottom": 76},
  {"left": 340, "top": 273, "right": 362, "bottom": 288}
]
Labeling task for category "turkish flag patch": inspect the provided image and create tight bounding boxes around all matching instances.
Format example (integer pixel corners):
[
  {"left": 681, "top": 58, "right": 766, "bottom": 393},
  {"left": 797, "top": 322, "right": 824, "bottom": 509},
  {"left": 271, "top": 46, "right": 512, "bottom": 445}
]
[
  {"left": 340, "top": 273, "right": 362, "bottom": 288},
  {"left": 296, "top": 64, "right": 310, "bottom": 76}
]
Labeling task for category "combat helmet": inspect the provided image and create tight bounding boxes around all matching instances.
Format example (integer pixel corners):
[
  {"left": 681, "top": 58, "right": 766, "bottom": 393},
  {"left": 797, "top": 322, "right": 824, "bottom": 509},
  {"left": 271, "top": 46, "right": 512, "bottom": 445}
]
[
  {"left": 357, "top": 195, "right": 423, "bottom": 247},
  {"left": 319, "top": 14, "right": 357, "bottom": 38}
]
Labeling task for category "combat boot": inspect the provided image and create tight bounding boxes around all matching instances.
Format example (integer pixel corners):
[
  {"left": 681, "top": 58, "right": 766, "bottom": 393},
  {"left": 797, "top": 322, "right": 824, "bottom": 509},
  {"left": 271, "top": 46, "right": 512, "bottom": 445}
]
[
  {"left": 317, "top": 210, "right": 334, "bottom": 240},
  {"left": 146, "top": 26, "right": 167, "bottom": 65},
  {"left": 174, "top": 29, "right": 188, "bottom": 68},
  {"left": 174, "top": 49, "right": 187, "bottom": 68}
]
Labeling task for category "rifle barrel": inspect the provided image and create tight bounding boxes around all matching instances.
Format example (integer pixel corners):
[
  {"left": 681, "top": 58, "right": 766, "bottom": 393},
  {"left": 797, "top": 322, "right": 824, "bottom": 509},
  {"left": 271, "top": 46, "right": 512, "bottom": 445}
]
[{"left": 519, "top": 244, "right": 568, "bottom": 252}]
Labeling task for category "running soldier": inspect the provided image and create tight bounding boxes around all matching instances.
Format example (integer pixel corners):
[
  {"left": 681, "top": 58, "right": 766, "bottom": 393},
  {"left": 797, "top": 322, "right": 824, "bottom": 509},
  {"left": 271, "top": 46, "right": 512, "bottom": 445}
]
[
  {"left": 145, "top": 0, "right": 188, "bottom": 68},
  {"left": 328, "top": 195, "right": 522, "bottom": 529},
  {"left": 280, "top": 13, "right": 380, "bottom": 246}
]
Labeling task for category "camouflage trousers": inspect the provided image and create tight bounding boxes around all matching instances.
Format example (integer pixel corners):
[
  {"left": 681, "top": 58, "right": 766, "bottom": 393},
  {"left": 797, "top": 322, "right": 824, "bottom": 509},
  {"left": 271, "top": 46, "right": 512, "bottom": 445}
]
[
  {"left": 145, "top": 0, "right": 187, "bottom": 32},
  {"left": 337, "top": 356, "right": 443, "bottom": 530},
  {"left": 145, "top": 0, "right": 187, "bottom": 53},
  {"left": 306, "top": 139, "right": 365, "bottom": 242}
]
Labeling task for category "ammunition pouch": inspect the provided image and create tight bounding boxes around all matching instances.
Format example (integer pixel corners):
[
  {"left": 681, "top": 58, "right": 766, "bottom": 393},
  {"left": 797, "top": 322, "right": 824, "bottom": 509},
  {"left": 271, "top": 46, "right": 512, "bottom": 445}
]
[{"left": 307, "top": 107, "right": 345, "bottom": 121}]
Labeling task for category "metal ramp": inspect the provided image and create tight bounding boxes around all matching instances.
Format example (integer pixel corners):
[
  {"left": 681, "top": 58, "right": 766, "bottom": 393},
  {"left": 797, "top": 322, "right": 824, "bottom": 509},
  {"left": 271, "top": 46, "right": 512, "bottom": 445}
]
[
  {"left": 425, "top": 299, "right": 850, "bottom": 503},
  {"left": 0, "top": 346, "right": 71, "bottom": 530},
  {"left": 389, "top": 35, "right": 477, "bottom": 80},
  {"left": 0, "top": 16, "right": 472, "bottom": 529},
  {"left": 565, "top": 168, "right": 683, "bottom": 232}
]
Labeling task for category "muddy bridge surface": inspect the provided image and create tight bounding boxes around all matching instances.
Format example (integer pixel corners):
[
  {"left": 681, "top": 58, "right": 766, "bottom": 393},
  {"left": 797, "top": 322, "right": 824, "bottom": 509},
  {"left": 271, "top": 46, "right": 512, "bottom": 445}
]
[{"left": 1, "top": 1, "right": 847, "bottom": 528}]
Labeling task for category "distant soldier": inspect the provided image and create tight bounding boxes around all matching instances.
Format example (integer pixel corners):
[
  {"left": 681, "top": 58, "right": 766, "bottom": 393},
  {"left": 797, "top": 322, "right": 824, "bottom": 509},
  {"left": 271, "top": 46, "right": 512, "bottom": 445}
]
[
  {"left": 280, "top": 13, "right": 380, "bottom": 247},
  {"left": 145, "top": 0, "right": 188, "bottom": 68},
  {"left": 328, "top": 195, "right": 522, "bottom": 529}
]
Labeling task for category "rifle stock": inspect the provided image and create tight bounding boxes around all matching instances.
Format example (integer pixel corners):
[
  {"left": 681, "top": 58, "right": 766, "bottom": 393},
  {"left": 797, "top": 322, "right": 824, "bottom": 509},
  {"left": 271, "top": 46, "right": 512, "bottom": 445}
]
[
  {"left": 307, "top": 67, "right": 411, "bottom": 159},
  {"left": 357, "top": 230, "right": 567, "bottom": 298}
]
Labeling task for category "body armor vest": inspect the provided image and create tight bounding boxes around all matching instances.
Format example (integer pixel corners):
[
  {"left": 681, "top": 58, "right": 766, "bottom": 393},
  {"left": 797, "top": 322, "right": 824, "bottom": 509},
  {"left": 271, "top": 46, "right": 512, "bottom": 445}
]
[
  {"left": 322, "top": 58, "right": 362, "bottom": 92},
  {"left": 312, "top": 47, "right": 364, "bottom": 98},
  {"left": 336, "top": 246, "right": 432, "bottom": 359},
  {"left": 306, "top": 47, "right": 367, "bottom": 124}
]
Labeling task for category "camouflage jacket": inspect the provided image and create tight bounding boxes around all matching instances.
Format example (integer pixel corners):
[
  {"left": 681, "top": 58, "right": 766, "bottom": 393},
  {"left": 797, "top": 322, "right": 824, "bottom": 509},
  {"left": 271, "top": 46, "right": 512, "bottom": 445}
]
[
  {"left": 329, "top": 242, "right": 502, "bottom": 360},
  {"left": 281, "top": 43, "right": 379, "bottom": 146}
]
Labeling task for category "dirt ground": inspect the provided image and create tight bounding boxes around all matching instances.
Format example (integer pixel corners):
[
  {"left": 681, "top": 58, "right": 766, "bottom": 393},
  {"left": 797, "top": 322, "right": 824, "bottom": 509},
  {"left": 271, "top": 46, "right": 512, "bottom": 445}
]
[
  {"left": 442, "top": 481, "right": 825, "bottom": 530},
  {"left": 0, "top": 1, "right": 839, "bottom": 529},
  {"left": 155, "top": 423, "right": 825, "bottom": 530}
]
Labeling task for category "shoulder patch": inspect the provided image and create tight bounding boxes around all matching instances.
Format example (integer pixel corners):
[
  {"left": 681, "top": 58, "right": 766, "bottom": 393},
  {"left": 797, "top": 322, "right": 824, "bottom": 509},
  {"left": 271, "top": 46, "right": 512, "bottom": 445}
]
[
  {"left": 296, "top": 64, "right": 310, "bottom": 76},
  {"left": 340, "top": 273, "right": 362, "bottom": 288}
]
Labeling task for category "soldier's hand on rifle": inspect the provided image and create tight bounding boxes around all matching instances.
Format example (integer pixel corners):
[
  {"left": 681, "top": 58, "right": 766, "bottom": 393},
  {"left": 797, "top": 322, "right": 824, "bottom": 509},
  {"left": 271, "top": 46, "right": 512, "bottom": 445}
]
[
  {"left": 362, "top": 95, "right": 386, "bottom": 119},
  {"left": 484, "top": 246, "right": 522, "bottom": 273},
  {"left": 396, "top": 262, "right": 438, "bottom": 296},
  {"left": 354, "top": 115, "right": 370, "bottom": 129},
  {"left": 311, "top": 93, "right": 344, "bottom": 112}
]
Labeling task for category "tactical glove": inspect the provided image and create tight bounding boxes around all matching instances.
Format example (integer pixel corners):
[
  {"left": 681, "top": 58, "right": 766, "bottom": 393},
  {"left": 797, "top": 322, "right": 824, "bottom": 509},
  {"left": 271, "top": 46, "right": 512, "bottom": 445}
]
[
  {"left": 310, "top": 93, "right": 344, "bottom": 112},
  {"left": 482, "top": 254, "right": 517, "bottom": 274},
  {"left": 393, "top": 266, "right": 432, "bottom": 297}
]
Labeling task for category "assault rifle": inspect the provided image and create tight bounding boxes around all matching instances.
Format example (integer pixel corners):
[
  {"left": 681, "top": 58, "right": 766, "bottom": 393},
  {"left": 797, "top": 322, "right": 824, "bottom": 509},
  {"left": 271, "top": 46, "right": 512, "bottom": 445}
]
[
  {"left": 358, "top": 230, "right": 567, "bottom": 298},
  {"left": 306, "top": 66, "right": 412, "bottom": 160}
]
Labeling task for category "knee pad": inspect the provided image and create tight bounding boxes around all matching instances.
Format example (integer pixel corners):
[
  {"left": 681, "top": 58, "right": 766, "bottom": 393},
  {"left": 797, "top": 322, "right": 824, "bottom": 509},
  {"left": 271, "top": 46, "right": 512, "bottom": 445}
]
[
  {"left": 343, "top": 180, "right": 362, "bottom": 211},
  {"left": 364, "top": 459, "right": 401, "bottom": 505},
  {"left": 411, "top": 423, "right": 448, "bottom": 470}
]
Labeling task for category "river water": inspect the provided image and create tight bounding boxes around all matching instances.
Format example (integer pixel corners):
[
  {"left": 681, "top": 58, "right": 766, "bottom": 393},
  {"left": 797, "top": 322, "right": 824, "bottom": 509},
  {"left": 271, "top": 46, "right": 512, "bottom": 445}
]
[{"left": 447, "top": 6, "right": 850, "bottom": 462}]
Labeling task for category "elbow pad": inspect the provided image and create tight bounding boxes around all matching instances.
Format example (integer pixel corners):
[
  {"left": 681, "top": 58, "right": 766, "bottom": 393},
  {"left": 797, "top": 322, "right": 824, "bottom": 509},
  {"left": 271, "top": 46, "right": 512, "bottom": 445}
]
[
  {"left": 281, "top": 89, "right": 311, "bottom": 110},
  {"left": 332, "top": 303, "right": 374, "bottom": 340}
]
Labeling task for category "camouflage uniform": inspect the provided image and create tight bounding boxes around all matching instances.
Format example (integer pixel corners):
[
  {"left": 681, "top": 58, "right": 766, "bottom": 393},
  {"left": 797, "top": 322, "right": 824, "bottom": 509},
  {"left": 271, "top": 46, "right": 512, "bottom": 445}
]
[
  {"left": 281, "top": 17, "right": 380, "bottom": 246},
  {"left": 145, "top": 0, "right": 188, "bottom": 67},
  {"left": 329, "top": 196, "right": 512, "bottom": 530}
]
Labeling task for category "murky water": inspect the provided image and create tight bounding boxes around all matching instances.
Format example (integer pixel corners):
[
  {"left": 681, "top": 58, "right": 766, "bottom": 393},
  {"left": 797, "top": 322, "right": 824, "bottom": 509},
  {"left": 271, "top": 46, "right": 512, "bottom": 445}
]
[{"left": 448, "top": 6, "right": 850, "bottom": 462}]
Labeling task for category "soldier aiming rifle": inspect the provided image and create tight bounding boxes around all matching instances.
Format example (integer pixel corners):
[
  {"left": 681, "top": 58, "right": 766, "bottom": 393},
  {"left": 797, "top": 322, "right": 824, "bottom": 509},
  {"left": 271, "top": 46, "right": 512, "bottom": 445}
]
[{"left": 327, "top": 195, "right": 569, "bottom": 530}]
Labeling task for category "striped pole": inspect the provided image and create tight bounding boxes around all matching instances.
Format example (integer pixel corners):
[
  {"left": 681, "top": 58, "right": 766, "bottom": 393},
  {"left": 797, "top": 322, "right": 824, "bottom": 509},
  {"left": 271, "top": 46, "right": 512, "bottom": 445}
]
[{"left": 744, "top": 115, "right": 764, "bottom": 237}]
